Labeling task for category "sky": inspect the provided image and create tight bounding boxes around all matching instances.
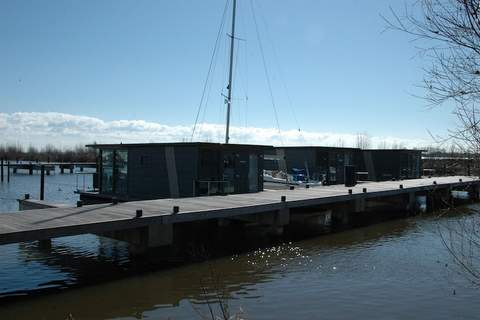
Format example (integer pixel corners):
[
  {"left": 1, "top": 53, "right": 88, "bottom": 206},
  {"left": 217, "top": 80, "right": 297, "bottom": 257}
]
[{"left": 0, "top": 0, "right": 457, "bottom": 148}]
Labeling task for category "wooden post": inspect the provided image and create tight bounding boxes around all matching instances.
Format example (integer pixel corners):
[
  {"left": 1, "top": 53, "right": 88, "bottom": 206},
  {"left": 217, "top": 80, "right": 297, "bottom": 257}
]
[
  {"left": 40, "top": 165, "right": 45, "bottom": 200},
  {"left": 1, "top": 158, "right": 3, "bottom": 183},
  {"left": 7, "top": 161, "right": 10, "bottom": 183}
]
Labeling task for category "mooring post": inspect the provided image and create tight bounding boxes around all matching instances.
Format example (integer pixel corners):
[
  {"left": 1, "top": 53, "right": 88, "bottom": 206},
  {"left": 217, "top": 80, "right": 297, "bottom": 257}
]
[
  {"left": 40, "top": 165, "right": 45, "bottom": 200},
  {"left": 7, "top": 160, "right": 10, "bottom": 183},
  {"left": 0, "top": 158, "right": 3, "bottom": 183}
]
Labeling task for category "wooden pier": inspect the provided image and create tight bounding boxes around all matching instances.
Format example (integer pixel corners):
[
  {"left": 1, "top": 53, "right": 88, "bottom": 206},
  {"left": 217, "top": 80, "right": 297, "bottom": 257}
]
[
  {"left": 4, "top": 162, "right": 96, "bottom": 175},
  {"left": 0, "top": 176, "right": 478, "bottom": 248}
]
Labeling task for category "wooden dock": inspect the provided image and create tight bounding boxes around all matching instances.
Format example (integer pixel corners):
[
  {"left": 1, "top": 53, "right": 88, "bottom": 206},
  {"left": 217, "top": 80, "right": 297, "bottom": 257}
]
[{"left": 0, "top": 176, "right": 478, "bottom": 246}]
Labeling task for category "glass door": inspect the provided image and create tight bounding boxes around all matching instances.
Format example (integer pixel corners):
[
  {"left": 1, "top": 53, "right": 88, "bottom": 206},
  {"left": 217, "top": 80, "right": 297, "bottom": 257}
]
[
  {"left": 100, "top": 149, "right": 128, "bottom": 195},
  {"left": 101, "top": 150, "right": 114, "bottom": 193},
  {"left": 114, "top": 150, "right": 128, "bottom": 195}
]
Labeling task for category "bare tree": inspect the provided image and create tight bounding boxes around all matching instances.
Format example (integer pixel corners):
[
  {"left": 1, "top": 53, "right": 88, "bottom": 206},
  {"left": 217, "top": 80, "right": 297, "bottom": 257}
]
[
  {"left": 377, "top": 140, "right": 389, "bottom": 149},
  {"left": 355, "top": 132, "right": 372, "bottom": 149},
  {"left": 385, "top": 0, "right": 480, "bottom": 153},
  {"left": 385, "top": 0, "right": 480, "bottom": 284},
  {"left": 437, "top": 206, "right": 480, "bottom": 284},
  {"left": 335, "top": 138, "right": 346, "bottom": 148}
]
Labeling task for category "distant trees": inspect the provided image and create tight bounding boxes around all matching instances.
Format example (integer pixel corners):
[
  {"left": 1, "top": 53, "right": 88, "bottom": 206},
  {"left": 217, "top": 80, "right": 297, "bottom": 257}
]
[
  {"left": 0, "top": 143, "right": 96, "bottom": 162},
  {"left": 355, "top": 132, "right": 372, "bottom": 149}
]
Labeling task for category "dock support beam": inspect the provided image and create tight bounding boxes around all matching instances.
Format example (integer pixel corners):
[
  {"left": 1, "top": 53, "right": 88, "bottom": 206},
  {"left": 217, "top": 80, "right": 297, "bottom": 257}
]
[
  {"left": 270, "top": 208, "right": 290, "bottom": 236},
  {"left": 468, "top": 184, "right": 480, "bottom": 201},
  {"left": 331, "top": 203, "right": 352, "bottom": 225},
  {"left": 354, "top": 197, "right": 366, "bottom": 213},
  {"left": 40, "top": 165, "right": 45, "bottom": 200},
  {"left": 101, "top": 224, "right": 174, "bottom": 255},
  {"left": 38, "top": 239, "right": 52, "bottom": 250},
  {"left": 407, "top": 192, "right": 416, "bottom": 213},
  {"left": 223, "top": 208, "right": 291, "bottom": 236}
]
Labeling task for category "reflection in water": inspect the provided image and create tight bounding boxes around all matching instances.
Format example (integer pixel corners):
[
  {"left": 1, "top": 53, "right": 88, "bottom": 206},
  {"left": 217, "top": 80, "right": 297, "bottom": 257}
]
[{"left": 1, "top": 210, "right": 480, "bottom": 319}]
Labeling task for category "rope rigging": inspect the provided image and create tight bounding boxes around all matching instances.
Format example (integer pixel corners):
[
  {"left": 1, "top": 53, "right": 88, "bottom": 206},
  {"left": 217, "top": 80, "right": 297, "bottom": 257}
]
[
  {"left": 192, "top": 0, "right": 302, "bottom": 146},
  {"left": 191, "top": 0, "right": 230, "bottom": 141},
  {"left": 249, "top": 0, "right": 284, "bottom": 145},
  {"left": 255, "top": 1, "right": 303, "bottom": 136}
]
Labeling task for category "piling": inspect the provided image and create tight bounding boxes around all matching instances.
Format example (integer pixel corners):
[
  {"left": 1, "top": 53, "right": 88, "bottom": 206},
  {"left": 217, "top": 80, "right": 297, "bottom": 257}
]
[
  {"left": 0, "top": 158, "right": 3, "bottom": 183},
  {"left": 7, "top": 161, "right": 10, "bottom": 183},
  {"left": 40, "top": 165, "right": 45, "bottom": 200}
]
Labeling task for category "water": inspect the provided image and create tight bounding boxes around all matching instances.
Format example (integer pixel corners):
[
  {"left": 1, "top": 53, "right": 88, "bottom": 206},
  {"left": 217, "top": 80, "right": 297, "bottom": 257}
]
[
  {"left": 1, "top": 172, "right": 480, "bottom": 319},
  {"left": 0, "top": 167, "right": 92, "bottom": 211}
]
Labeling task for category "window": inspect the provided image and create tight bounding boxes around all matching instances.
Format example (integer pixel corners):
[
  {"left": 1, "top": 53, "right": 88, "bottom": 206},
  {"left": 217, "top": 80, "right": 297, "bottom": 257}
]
[
  {"left": 100, "top": 149, "right": 128, "bottom": 195},
  {"left": 101, "top": 150, "right": 114, "bottom": 193},
  {"left": 115, "top": 150, "right": 128, "bottom": 195}
]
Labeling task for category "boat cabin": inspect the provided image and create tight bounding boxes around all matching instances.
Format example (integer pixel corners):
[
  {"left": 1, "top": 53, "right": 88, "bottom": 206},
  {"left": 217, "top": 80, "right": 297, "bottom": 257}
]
[
  {"left": 360, "top": 149, "right": 423, "bottom": 181},
  {"left": 265, "top": 146, "right": 362, "bottom": 185},
  {"left": 83, "top": 142, "right": 269, "bottom": 202}
]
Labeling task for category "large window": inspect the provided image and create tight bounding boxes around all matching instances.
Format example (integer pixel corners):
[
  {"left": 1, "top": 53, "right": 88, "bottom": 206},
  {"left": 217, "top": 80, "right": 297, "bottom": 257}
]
[
  {"left": 101, "top": 150, "right": 114, "bottom": 193},
  {"left": 100, "top": 149, "right": 128, "bottom": 195},
  {"left": 115, "top": 150, "right": 128, "bottom": 195}
]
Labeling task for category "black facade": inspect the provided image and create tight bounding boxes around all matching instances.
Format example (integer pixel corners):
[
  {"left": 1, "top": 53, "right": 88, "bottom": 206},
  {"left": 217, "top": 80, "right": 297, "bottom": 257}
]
[
  {"left": 265, "top": 146, "right": 424, "bottom": 184},
  {"left": 360, "top": 149, "right": 423, "bottom": 181},
  {"left": 87, "top": 142, "right": 268, "bottom": 200},
  {"left": 266, "top": 146, "right": 362, "bottom": 185}
]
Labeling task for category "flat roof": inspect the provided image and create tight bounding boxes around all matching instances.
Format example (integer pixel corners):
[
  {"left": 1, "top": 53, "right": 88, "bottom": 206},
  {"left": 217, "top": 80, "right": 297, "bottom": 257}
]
[
  {"left": 364, "top": 149, "right": 425, "bottom": 152},
  {"left": 274, "top": 146, "right": 361, "bottom": 151},
  {"left": 86, "top": 142, "right": 273, "bottom": 149}
]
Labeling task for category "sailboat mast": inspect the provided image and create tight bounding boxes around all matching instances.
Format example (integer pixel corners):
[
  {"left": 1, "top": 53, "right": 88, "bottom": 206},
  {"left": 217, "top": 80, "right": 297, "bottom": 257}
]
[{"left": 225, "top": 0, "right": 237, "bottom": 144}]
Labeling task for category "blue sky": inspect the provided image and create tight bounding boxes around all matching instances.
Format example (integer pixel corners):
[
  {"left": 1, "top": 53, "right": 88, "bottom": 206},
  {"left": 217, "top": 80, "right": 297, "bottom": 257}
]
[{"left": 0, "top": 0, "right": 456, "bottom": 146}]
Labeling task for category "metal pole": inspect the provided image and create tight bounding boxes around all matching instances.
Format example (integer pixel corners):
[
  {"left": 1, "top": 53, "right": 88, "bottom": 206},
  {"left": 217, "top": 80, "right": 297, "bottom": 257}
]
[
  {"left": 225, "top": 0, "right": 237, "bottom": 144},
  {"left": 40, "top": 165, "right": 45, "bottom": 200}
]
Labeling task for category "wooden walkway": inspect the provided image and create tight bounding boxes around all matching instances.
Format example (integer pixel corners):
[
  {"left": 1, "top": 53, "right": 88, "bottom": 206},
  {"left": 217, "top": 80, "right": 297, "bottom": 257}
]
[{"left": 0, "top": 176, "right": 478, "bottom": 245}]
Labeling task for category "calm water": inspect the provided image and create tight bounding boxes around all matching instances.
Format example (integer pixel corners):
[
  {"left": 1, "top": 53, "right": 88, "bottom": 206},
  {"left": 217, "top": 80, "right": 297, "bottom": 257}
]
[{"left": 0, "top": 171, "right": 479, "bottom": 319}]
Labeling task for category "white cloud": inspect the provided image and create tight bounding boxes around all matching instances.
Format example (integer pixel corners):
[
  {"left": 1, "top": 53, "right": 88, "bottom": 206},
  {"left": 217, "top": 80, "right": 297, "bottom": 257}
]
[{"left": 0, "top": 112, "right": 430, "bottom": 149}]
